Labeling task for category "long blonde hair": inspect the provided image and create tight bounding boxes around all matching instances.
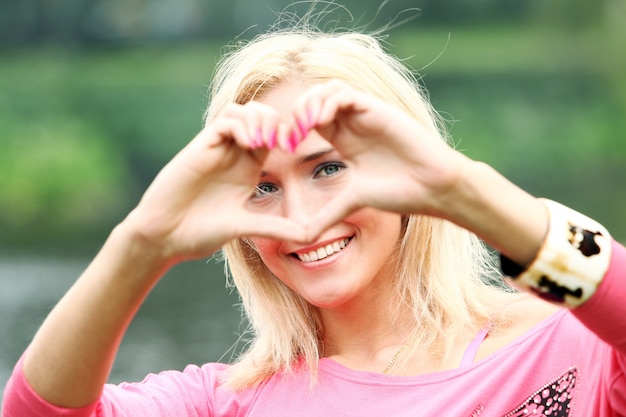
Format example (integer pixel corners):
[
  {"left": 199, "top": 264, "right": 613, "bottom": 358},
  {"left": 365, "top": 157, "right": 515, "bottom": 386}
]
[{"left": 205, "top": 24, "right": 519, "bottom": 389}]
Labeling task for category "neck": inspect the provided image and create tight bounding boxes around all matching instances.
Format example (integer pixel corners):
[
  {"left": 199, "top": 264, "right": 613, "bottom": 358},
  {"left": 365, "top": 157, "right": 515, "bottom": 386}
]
[{"left": 318, "top": 288, "right": 413, "bottom": 369}]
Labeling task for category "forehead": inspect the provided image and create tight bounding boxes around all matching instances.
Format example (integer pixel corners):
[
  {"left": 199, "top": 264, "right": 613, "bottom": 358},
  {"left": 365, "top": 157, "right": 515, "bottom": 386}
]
[
  {"left": 261, "top": 131, "right": 336, "bottom": 174},
  {"left": 256, "top": 80, "right": 308, "bottom": 116}
]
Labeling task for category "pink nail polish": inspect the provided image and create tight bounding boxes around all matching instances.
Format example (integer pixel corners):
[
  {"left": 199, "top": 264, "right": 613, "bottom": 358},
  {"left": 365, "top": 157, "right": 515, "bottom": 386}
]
[
  {"left": 288, "top": 131, "right": 298, "bottom": 153},
  {"left": 297, "top": 119, "right": 307, "bottom": 139},
  {"left": 255, "top": 128, "right": 263, "bottom": 147},
  {"left": 268, "top": 128, "right": 277, "bottom": 148}
]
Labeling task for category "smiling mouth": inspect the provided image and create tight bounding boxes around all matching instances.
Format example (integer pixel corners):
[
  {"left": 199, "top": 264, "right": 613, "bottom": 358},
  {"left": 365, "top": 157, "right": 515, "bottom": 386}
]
[{"left": 293, "top": 237, "right": 352, "bottom": 263}]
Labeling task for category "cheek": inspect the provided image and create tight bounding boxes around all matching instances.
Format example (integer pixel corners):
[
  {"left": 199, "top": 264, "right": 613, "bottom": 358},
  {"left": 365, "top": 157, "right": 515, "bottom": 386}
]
[
  {"left": 346, "top": 209, "right": 403, "bottom": 241},
  {"left": 249, "top": 237, "right": 283, "bottom": 269}
]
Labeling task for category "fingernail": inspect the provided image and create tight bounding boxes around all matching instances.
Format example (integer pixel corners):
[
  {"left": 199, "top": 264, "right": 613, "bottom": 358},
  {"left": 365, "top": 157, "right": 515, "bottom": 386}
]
[
  {"left": 268, "top": 128, "right": 277, "bottom": 148},
  {"left": 248, "top": 130, "right": 257, "bottom": 148},
  {"left": 255, "top": 128, "right": 263, "bottom": 147},
  {"left": 297, "top": 118, "right": 307, "bottom": 139},
  {"left": 288, "top": 131, "right": 298, "bottom": 153}
]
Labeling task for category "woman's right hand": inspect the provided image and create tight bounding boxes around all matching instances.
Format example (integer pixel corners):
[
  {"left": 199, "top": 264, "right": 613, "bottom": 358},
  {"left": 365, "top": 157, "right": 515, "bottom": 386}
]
[
  {"left": 13, "top": 100, "right": 308, "bottom": 410},
  {"left": 123, "top": 101, "right": 308, "bottom": 264}
]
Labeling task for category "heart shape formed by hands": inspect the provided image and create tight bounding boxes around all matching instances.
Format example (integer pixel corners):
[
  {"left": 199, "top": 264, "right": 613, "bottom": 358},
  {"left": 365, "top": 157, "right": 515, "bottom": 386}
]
[
  {"left": 251, "top": 80, "right": 467, "bottom": 244},
  {"left": 131, "top": 80, "right": 466, "bottom": 262}
]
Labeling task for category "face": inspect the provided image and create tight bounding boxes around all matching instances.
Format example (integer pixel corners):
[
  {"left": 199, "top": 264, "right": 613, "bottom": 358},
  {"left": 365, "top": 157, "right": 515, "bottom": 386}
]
[{"left": 248, "top": 82, "right": 403, "bottom": 309}]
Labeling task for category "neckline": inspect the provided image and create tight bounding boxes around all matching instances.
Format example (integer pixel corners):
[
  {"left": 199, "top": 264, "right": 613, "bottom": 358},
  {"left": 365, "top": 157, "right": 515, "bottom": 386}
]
[{"left": 319, "top": 309, "right": 566, "bottom": 384}]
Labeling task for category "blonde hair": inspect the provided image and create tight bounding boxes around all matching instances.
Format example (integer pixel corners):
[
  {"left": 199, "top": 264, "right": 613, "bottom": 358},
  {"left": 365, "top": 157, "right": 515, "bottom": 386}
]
[{"left": 204, "top": 24, "right": 519, "bottom": 389}]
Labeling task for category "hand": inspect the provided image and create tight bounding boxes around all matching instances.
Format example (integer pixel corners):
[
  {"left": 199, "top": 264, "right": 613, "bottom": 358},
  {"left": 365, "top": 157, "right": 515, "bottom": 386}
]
[
  {"left": 124, "top": 101, "right": 308, "bottom": 263},
  {"left": 289, "top": 80, "right": 471, "bottom": 238}
]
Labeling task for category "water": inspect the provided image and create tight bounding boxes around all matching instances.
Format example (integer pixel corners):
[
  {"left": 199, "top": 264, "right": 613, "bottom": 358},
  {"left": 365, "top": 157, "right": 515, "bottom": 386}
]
[{"left": 0, "top": 254, "right": 243, "bottom": 405}]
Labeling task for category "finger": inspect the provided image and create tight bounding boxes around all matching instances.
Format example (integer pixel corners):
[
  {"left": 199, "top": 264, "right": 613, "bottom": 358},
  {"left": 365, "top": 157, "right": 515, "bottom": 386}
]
[
  {"left": 245, "top": 101, "right": 292, "bottom": 150},
  {"left": 286, "top": 81, "right": 343, "bottom": 151},
  {"left": 316, "top": 88, "right": 362, "bottom": 128},
  {"left": 291, "top": 81, "right": 342, "bottom": 135},
  {"left": 211, "top": 117, "right": 256, "bottom": 150},
  {"left": 236, "top": 213, "right": 310, "bottom": 243},
  {"left": 215, "top": 102, "right": 277, "bottom": 150},
  {"left": 298, "top": 81, "right": 351, "bottom": 125},
  {"left": 258, "top": 110, "right": 282, "bottom": 149},
  {"left": 293, "top": 89, "right": 323, "bottom": 130},
  {"left": 275, "top": 122, "right": 294, "bottom": 152}
]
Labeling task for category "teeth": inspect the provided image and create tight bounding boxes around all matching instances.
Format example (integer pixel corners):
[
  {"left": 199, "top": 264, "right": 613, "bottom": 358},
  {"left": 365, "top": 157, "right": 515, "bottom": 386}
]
[{"left": 296, "top": 238, "right": 350, "bottom": 263}]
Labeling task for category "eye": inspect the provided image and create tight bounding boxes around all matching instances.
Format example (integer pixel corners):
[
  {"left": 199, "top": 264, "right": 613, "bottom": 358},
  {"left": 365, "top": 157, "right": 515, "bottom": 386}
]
[
  {"left": 313, "top": 162, "right": 346, "bottom": 178},
  {"left": 252, "top": 182, "right": 278, "bottom": 199}
]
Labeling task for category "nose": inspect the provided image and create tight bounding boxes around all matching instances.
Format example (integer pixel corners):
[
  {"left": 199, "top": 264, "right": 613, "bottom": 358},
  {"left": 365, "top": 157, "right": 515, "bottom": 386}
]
[{"left": 282, "top": 182, "right": 321, "bottom": 224}]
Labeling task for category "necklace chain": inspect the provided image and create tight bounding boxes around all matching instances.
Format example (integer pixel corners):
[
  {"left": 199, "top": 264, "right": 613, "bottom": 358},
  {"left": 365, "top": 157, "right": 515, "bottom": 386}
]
[{"left": 382, "top": 343, "right": 409, "bottom": 374}]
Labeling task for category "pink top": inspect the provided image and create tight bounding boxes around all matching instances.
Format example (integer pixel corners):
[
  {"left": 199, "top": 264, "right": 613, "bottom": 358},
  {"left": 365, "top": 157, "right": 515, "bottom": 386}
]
[{"left": 3, "top": 240, "right": 626, "bottom": 416}]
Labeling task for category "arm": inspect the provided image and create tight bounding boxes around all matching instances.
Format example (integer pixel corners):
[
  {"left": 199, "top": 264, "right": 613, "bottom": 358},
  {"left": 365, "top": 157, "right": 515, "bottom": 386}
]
[
  {"left": 426, "top": 158, "right": 549, "bottom": 267},
  {"left": 2, "top": 103, "right": 306, "bottom": 413},
  {"left": 293, "top": 80, "right": 549, "bottom": 266},
  {"left": 295, "top": 80, "right": 618, "bottom": 310},
  {"left": 21, "top": 224, "right": 170, "bottom": 408}
]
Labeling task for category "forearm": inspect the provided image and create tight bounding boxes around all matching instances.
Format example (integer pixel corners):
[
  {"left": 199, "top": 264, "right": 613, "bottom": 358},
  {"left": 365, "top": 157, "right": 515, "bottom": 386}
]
[
  {"left": 437, "top": 158, "right": 549, "bottom": 266},
  {"left": 22, "top": 221, "right": 171, "bottom": 408}
]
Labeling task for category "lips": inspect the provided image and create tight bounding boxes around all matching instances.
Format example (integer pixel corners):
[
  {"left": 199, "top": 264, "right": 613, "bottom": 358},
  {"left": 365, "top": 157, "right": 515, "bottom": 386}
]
[{"left": 293, "top": 237, "right": 352, "bottom": 263}]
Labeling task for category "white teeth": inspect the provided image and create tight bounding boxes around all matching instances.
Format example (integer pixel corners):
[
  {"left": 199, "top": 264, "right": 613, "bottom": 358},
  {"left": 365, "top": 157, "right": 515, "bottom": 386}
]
[{"left": 296, "top": 238, "right": 350, "bottom": 263}]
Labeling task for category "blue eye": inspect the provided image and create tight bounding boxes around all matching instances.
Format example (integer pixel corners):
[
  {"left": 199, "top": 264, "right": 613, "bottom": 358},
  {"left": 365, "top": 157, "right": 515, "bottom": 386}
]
[
  {"left": 252, "top": 183, "right": 278, "bottom": 198},
  {"left": 314, "top": 162, "right": 346, "bottom": 178}
]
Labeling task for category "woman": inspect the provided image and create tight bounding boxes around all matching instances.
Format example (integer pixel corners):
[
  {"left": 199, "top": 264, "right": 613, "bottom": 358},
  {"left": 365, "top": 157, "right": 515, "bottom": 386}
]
[{"left": 3, "top": 24, "right": 625, "bottom": 417}]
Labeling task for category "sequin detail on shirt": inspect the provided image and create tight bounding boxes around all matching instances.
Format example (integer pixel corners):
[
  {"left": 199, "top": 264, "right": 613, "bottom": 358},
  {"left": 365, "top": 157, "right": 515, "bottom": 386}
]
[{"left": 503, "top": 367, "right": 578, "bottom": 416}]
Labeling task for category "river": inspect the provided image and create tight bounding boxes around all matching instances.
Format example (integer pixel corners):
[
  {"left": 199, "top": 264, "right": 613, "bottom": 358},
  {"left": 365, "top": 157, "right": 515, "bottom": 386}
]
[{"left": 0, "top": 254, "right": 243, "bottom": 406}]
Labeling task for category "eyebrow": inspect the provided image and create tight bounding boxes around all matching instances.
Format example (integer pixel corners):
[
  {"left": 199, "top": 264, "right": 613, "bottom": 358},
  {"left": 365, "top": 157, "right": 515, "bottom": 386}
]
[
  {"left": 259, "top": 147, "right": 337, "bottom": 178},
  {"left": 299, "top": 147, "right": 336, "bottom": 164}
]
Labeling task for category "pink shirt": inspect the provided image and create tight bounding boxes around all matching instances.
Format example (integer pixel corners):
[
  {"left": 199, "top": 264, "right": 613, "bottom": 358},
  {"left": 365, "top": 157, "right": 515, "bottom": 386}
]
[{"left": 3, "top": 240, "right": 626, "bottom": 416}]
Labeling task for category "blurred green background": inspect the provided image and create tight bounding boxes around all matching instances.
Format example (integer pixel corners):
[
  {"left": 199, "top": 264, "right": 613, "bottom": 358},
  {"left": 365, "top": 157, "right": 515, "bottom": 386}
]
[
  {"left": 2, "top": 0, "right": 626, "bottom": 252},
  {"left": 1, "top": 0, "right": 626, "bottom": 396}
]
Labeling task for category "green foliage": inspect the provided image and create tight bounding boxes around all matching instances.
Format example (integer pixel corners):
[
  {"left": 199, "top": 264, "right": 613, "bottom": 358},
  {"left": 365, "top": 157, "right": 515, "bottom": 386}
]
[
  {"left": 391, "top": 25, "right": 626, "bottom": 240},
  {"left": 0, "top": 115, "right": 127, "bottom": 224},
  {"left": 1, "top": 26, "right": 625, "bottom": 253},
  {"left": 0, "top": 43, "right": 222, "bottom": 251}
]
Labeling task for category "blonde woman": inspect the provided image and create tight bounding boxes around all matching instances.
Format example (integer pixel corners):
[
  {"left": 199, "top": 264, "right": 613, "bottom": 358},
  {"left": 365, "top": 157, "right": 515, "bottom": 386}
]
[{"left": 3, "top": 25, "right": 626, "bottom": 417}]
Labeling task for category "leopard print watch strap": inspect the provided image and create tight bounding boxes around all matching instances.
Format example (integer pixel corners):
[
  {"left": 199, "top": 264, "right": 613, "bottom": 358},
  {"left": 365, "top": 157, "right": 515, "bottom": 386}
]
[{"left": 500, "top": 199, "right": 612, "bottom": 308}]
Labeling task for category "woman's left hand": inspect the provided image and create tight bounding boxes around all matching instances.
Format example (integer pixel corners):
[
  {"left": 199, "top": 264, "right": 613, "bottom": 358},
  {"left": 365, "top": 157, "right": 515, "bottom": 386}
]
[
  {"left": 287, "top": 80, "right": 547, "bottom": 266},
  {"left": 288, "top": 80, "right": 471, "bottom": 238}
]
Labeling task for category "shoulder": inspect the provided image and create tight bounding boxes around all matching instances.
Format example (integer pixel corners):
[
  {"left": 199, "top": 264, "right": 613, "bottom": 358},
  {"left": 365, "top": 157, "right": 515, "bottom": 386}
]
[
  {"left": 476, "top": 295, "right": 561, "bottom": 362},
  {"left": 504, "top": 294, "right": 561, "bottom": 327},
  {"left": 101, "top": 363, "right": 259, "bottom": 417}
]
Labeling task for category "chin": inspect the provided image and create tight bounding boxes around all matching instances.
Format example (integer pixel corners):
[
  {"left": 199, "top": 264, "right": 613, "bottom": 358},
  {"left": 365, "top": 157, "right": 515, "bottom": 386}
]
[{"left": 304, "top": 292, "right": 354, "bottom": 310}]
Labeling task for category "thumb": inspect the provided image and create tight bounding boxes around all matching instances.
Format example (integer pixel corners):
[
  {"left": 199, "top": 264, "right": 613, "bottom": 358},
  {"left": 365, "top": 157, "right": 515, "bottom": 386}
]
[
  {"left": 304, "top": 193, "right": 361, "bottom": 242},
  {"left": 237, "top": 213, "right": 310, "bottom": 243}
]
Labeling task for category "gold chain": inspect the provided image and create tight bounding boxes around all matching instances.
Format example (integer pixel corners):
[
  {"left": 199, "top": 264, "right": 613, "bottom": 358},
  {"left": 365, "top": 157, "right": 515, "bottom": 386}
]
[{"left": 382, "top": 343, "right": 409, "bottom": 374}]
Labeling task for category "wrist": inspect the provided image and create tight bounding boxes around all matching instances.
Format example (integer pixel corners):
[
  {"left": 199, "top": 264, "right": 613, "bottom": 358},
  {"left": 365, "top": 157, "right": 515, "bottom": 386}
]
[
  {"left": 433, "top": 160, "right": 548, "bottom": 265},
  {"left": 106, "top": 216, "right": 176, "bottom": 285},
  {"left": 500, "top": 200, "right": 612, "bottom": 308}
]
